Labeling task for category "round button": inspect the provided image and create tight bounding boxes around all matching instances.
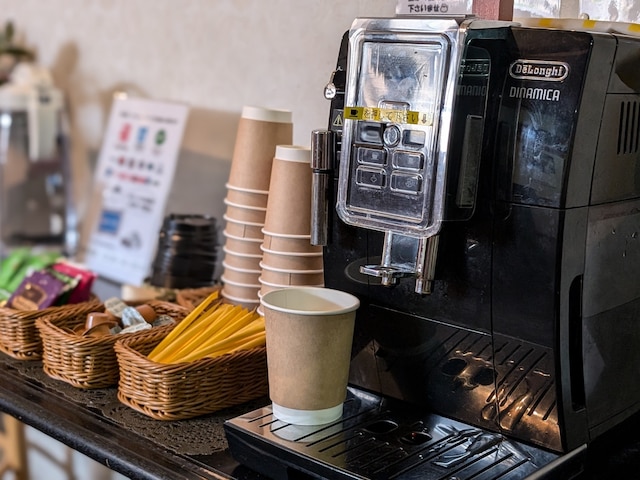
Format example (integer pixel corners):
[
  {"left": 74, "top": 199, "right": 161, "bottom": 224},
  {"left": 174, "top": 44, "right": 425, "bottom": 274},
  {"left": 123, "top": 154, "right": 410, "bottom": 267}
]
[{"left": 383, "top": 125, "right": 401, "bottom": 147}]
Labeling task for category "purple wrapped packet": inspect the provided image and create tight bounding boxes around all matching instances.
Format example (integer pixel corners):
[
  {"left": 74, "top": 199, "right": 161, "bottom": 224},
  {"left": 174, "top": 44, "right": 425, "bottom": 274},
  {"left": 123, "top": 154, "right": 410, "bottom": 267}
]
[{"left": 7, "top": 270, "right": 67, "bottom": 311}]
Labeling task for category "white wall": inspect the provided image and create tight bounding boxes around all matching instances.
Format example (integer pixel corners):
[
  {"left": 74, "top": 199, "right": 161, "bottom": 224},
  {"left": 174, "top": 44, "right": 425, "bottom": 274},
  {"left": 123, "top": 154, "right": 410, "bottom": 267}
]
[
  {"left": 0, "top": 0, "right": 396, "bottom": 233},
  {"left": 0, "top": 0, "right": 633, "bottom": 248}
]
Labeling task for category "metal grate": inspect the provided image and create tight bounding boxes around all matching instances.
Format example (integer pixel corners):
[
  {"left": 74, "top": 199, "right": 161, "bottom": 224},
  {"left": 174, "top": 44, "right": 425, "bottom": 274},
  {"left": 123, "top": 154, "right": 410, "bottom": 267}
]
[{"left": 618, "top": 101, "right": 640, "bottom": 155}]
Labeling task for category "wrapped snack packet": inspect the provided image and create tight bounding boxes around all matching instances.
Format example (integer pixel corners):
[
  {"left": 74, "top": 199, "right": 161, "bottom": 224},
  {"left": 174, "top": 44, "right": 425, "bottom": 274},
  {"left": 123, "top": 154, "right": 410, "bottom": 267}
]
[{"left": 7, "top": 270, "right": 67, "bottom": 310}]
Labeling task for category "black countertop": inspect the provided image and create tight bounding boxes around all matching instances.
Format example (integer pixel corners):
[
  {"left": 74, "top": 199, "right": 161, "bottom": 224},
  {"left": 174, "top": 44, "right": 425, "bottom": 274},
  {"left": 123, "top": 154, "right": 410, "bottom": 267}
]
[
  {"left": 2, "top": 349, "right": 640, "bottom": 480},
  {"left": 0, "top": 353, "right": 267, "bottom": 480}
]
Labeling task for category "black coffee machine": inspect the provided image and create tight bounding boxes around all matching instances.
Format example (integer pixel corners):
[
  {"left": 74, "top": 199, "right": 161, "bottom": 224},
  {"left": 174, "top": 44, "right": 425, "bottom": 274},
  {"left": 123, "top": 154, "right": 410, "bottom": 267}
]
[{"left": 225, "top": 15, "right": 640, "bottom": 479}]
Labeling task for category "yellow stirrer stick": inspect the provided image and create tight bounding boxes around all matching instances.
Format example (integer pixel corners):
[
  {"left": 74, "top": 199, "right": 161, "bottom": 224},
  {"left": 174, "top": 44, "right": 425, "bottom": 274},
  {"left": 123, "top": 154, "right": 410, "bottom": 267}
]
[
  {"left": 174, "top": 316, "right": 265, "bottom": 363},
  {"left": 160, "top": 305, "right": 243, "bottom": 363},
  {"left": 147, "top": 291, "right": 219, "bottom": 360}
]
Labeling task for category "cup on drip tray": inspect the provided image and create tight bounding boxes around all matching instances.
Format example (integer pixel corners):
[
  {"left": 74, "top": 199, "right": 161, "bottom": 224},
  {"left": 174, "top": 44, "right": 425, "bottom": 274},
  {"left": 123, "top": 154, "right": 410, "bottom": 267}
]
[{"left": 261, "top": 287, "right": 360, "bottom": 425}]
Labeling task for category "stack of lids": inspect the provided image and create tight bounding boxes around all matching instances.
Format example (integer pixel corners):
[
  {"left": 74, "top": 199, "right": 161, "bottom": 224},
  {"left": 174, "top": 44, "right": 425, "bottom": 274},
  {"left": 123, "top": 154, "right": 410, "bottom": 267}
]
[{"left": 149, "top": 213, "right": 219, "bottom": 289}]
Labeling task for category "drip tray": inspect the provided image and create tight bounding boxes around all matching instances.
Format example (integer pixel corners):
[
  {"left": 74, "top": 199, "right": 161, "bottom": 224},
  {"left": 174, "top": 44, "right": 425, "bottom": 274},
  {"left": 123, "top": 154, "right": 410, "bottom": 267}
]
[{"left": 224, "top": 387, "right": 579, "bottom": 480}]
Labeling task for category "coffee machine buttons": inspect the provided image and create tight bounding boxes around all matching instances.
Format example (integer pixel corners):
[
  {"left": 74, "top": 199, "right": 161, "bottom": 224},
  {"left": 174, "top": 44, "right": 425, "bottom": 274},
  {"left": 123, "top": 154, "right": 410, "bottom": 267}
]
[
  {"left": 382, "top": 124, "right": 401, "bottom": 147},
  {"left": 402, "top": 129, "right": 426, "bottom": 147},
  {"left": 356, "top": 167, "right": 386, "bottom": 189},
  {"left": 356, "top": 146, "right": 386, "bottom": 166},
  {"left": 391, "top": 172, "right": 422, "bottom": 194},
  {"left": 393, "top": 151, "right": 424, "bottom": 170},
  {"left": 356, "top": 121, "right": 383, "bottom": 144}
]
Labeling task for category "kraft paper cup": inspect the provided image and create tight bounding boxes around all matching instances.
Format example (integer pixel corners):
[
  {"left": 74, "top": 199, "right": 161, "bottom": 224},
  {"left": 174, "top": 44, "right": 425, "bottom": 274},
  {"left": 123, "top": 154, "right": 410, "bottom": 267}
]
[
  {"left": 260, "top": 246, "right": 324, "bottom": 271},
  {"left": 223, "top": 246, "right": 263, "bottom": 270},
  {"left": 228, "top": 106, "right": 293, "bottom": 192},
  {"left": 223, "top": 214, "right": 264, "bottom": 240},
  {"left": 262, "top": 230, "right": 323, "bottom": 254},
  {"left": 221, "top": 262, "right": 262, "bottom": 285},
  {"left": 226, "top": 183, "right": 269, "bottom": 195},
  {"left": 259, "top": 277, "right": 324, "bottom": 296},
  {"left": 221, "top": 276, "right": 261, "bottom": 303},
  {"left": 263, "top": 146, "right": 313, "bottom": 236},
  {"left": 224, "top": 198, "right": 267, "bottom": 224},
  {"left": 221, "top": 289, "right": 261, "bottom": 310},
  {"left": 225, "top": 186, "right": 269, "bottom": 209},
  {"left": 259, "top": 262, "right": 324, "bottom": 286},
  {"left": 223, "top": 231, "right": 264, "bottom": 256},
  {"left": 261, "top": 287, "right": 360, "bottom": 425}
]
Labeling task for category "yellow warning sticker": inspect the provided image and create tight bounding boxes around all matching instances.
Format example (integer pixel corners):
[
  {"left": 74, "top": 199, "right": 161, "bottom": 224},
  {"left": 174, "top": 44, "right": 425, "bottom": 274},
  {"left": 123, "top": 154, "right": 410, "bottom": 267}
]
[{"left": 343, "top": 107, "right": 433, "bottom": 126}]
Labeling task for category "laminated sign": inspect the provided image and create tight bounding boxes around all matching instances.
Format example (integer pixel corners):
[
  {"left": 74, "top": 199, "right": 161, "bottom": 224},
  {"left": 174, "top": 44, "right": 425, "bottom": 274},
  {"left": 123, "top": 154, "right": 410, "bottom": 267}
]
[
  {"left": 84, "top": 96, "right": 188, "bottom": 285},
  {"left": 396, "top": 0, "right": 473, "bottom": 15}
]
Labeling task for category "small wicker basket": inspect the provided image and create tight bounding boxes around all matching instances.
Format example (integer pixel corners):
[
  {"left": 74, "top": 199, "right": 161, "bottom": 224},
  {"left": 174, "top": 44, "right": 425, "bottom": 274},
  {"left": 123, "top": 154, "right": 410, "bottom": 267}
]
[
  {"left": 175, "top": 285, "right": 221, "bottom": 311},
  {"left": 36, "top": 301, "right": 188, "bottom": 389},
  {"left": 0, "top": 298, "right": 102, "bottom": 360},
  {"left": 114, "top": 326, "right": 268, "bottom": 421}
]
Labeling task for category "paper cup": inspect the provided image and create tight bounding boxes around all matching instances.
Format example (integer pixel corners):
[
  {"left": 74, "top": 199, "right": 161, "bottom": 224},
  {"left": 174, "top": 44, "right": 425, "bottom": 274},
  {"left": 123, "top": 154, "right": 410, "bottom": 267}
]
[
  {"left": 260, "top": 247, "right": 324, "bottom": 271},
  {"left": 221, "top": 289, "right": 261, "bottom": 310},
  {"left": 224, "top": 198, "right": 267, "bottom": 224},
  {"left": 259, "top": 277, "right": 323, "bottom": 296},
  {"left": 225, "top": 187, "right": 269, "bottom": 209},
  {"left": 221, "top": 279, "right": 261, "bottom": 303},
  {"left": 260, "top": 262, "right": 324, "bottom": 286},
  {"left": 223, "top": 214, "right": 264, "bottom": 240},
  {"left": 223, "top": 246, "right": 263, "bottom": 270},
  {"left": 263, "top": 146, "right": 313, "bottom": 236},
  {"left": 226, "top": 183, "right": 269, "bottom": 195},
  {"left": 261, "top": 287, "right": 360, "bottom": 425},
  {"left": 223, "top": 232, "right": 264, "bottom": 256},
  {"left": 221, "top": 263, "right": 262, "bottom": 285},
  {"left": 262, "top": 230, "right": 323, "bottom": 254},
  {"left": 228, "top": 106, "right": 293, "bottom": 192}
]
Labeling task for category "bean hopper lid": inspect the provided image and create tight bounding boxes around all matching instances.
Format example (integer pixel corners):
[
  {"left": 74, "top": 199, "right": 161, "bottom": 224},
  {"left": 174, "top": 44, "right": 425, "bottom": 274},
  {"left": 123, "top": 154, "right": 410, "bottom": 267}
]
[{"left": 337, "top": 17, "right": 465, "bottom": 238}]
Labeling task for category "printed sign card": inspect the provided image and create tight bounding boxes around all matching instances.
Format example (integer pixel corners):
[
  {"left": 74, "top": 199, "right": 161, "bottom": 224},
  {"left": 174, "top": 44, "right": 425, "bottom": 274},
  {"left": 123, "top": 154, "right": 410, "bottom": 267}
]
[{"left": 84, "top": 96, "right": 188, "bottom": 285}]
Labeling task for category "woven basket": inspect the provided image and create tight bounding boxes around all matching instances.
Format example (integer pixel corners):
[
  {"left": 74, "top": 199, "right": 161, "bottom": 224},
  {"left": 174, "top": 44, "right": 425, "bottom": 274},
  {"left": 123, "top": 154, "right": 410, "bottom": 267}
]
[
  {"left": 36, "top": 301, "right": 189, "bottom": 389},
  {"left": 175, "top": 285, "right": 221, "bottom": 311},
  {"left": 114, "top": 326, "right": 268, "bottom": 420},
  {"left": 0, "top": 298, "right": 102, "bottom": 360}
]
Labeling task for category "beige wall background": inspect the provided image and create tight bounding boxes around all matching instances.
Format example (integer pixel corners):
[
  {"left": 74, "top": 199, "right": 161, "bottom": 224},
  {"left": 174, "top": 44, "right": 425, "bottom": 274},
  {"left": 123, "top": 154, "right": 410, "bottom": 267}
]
[
  {"left": 0, "top": 0, "right": 399, "bottom": 241},
  {"left": 0, "top": 0, "right": 636, "bottom": 258},
  {"left": 0, "top": 0, "right": 632, "bottom": 253}
]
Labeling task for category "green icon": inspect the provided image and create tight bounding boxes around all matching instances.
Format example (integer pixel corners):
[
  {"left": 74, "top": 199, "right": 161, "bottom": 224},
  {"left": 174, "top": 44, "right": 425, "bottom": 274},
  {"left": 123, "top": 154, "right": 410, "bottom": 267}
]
[{"left": 155, "top": 129, "right": 166, "bottom": 145}]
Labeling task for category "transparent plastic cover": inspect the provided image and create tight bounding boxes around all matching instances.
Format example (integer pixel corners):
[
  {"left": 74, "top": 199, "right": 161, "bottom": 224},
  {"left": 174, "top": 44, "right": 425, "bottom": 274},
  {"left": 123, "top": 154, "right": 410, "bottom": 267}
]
[{"left": 337, "top": 18, "right": 462, "bottom": 237}]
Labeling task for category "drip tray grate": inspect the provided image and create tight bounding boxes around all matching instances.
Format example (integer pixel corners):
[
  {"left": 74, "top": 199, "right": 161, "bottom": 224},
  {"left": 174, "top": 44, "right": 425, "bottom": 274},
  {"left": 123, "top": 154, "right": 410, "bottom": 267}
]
[{"left": 224, "top": 387, "right": 566, "bottom": 480}]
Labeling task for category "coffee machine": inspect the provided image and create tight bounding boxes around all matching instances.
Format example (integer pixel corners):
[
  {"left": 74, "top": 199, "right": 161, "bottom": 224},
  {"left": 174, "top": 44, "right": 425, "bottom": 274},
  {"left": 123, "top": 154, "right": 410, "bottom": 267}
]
[{"left": 225, "top": 14, "right": 640, "bottom": 479}]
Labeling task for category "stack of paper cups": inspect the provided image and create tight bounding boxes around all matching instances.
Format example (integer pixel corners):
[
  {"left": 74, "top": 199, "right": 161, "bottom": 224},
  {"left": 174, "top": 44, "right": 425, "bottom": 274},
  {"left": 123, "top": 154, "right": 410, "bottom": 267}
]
[
  {"left": 221, "top": 106, "right": 293, "bottom": 309},
  {"left": 258, "top": 145, "right": 324, "bottom": 314}
]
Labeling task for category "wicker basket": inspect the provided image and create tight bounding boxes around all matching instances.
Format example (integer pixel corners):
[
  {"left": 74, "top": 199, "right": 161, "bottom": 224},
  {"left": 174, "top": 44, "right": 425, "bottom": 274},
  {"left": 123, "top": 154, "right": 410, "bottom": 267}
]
[
  {"left": 0, "top": 298, "right": 102, "bottom": 360},
  {"left": 175, "top": 285, "right": 221, "bottom": 311},
  {"left": 114, "top": 326, "right": 268, "bottom": 421},
  {"left": 36, "top": 301, "right": 189, "bottom": 389}
]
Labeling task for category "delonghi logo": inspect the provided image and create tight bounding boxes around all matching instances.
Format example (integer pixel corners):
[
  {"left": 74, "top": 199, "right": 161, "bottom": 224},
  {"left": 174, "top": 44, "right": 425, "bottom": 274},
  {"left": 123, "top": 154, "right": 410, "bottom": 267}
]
[{"left": 509, "top": 59, "right": 569, "bottom": 81}]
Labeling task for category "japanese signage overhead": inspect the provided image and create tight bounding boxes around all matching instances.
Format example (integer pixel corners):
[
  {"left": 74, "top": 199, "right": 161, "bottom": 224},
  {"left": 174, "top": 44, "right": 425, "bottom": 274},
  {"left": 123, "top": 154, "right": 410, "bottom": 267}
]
[{"left": 396, "top": 0, "right": 473, "bottom": 15}]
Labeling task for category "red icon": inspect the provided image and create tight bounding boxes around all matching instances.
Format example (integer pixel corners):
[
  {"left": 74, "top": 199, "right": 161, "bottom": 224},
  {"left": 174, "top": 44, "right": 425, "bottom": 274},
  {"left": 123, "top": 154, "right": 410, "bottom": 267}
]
[{"left": 119, "top": 123, "right": 131, "bottom": 143}]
